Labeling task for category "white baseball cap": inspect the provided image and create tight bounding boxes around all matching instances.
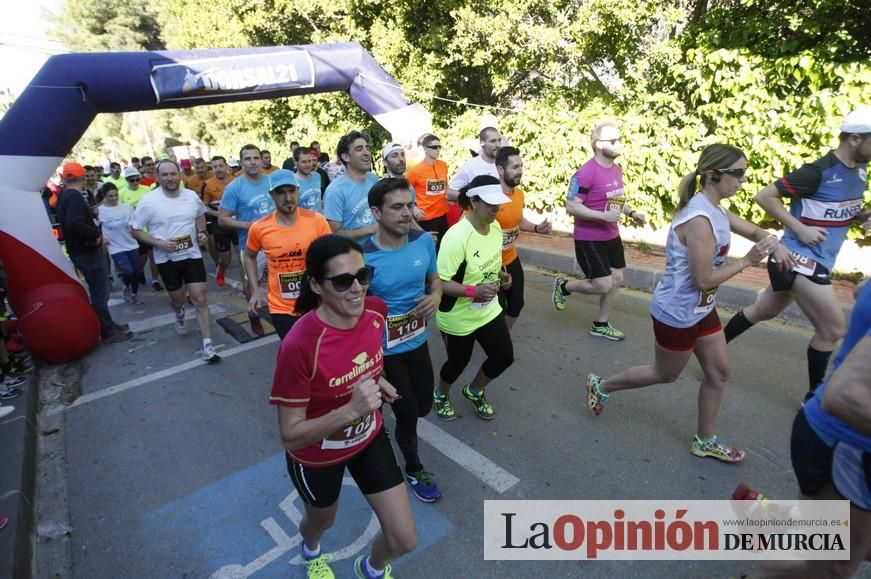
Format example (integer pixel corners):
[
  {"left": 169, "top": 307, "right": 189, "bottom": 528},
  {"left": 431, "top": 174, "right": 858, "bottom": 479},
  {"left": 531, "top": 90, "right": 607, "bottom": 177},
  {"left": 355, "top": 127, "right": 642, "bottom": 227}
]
[
  {"left": 121, "top": 166, "right": 140, "bottom": 179},
  {"left": 840, "top": 107, "right": 871, "bottom": 134},
  {"left": 381, "top": 142, "right": 403, "bottom": 160},
  {"left": 466, "top": 183, "right": 511, "bottom": 205}
]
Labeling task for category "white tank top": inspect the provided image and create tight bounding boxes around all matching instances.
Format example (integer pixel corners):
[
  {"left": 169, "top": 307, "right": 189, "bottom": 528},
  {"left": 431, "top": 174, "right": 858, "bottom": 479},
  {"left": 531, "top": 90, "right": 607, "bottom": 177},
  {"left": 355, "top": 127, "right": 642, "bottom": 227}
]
[{"left": 650, "top": 193, "right": 731, "bottom": 328}]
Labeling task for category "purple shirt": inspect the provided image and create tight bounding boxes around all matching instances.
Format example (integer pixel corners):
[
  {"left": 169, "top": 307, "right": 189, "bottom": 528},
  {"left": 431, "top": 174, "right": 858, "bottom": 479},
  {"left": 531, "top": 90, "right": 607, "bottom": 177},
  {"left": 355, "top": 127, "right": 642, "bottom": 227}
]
[{"left": 567, "top": 158, "right": 625, "bottom": 241}]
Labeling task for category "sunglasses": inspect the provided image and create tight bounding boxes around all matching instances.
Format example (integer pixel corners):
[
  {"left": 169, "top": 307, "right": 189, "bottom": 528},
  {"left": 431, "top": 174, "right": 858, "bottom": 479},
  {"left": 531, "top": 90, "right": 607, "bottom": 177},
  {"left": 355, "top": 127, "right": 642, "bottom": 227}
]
[
  {"left": 716, "top": 168, "right": 746, "bottom": 178},
  {"left": 425, "top": 145, "right": 442, "bottom": 150},
  {"left": 322, "top": 266, "right": 373, "bottom": 292},
  {"left": 126, "top": 177, "right": 140, "bottom": 182}
]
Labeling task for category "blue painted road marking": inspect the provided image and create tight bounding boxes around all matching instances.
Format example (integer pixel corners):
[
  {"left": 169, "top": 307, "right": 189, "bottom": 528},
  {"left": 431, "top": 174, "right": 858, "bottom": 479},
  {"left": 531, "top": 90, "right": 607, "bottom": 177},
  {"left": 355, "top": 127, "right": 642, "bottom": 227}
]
[{"left": 142, "top": 452, "right": 453, "bottom": 577}]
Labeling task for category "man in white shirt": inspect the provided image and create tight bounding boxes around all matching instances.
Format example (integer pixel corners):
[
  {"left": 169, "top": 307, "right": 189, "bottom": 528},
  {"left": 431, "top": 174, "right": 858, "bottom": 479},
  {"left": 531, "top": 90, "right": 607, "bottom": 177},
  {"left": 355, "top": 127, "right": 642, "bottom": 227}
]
[
  {"left": 131, "top": 160, "right": 221, "bottom": 363},
  {"left": 446, "top": 127, "right": 503, "bottom": 200}
]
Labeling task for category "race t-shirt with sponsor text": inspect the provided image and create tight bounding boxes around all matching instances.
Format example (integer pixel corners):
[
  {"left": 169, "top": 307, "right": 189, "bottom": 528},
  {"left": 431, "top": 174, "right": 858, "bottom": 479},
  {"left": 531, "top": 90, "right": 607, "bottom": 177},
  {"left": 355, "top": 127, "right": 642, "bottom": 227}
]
[
  {"left": 567, "top": 157, "right": 625, "bottom": 242},
  {"left": 776, "top": 151, "right": 867, "bottom": 272},
  {"left": 495, "top": 187, "right": 524, "bottom": 266},
  {"left": 269, "top": 297, "right": 388, "bottom": 467}
]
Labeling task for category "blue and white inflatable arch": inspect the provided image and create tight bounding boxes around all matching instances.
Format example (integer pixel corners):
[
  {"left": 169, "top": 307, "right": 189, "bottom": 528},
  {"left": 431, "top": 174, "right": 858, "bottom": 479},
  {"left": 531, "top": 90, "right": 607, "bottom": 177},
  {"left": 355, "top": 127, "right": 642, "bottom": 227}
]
[{"left": 0, "top": 42, "right": 431, "bottom": 362}]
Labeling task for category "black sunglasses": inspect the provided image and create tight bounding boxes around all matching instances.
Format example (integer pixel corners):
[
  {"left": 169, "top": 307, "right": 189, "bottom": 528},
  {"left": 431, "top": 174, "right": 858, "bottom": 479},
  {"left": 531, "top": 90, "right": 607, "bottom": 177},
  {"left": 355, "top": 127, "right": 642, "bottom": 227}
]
[
  {"left": 322, "top": 266, "right": 373, "bottom": 292},
  {"left": 716, "top": 168, "right": 746, "bottom": 178},
  {"left": 126, "top": 177, "right": 140, "bottom": 182},
  {"left": 425, "top": 145, "right": 442, "bottom": 150}
]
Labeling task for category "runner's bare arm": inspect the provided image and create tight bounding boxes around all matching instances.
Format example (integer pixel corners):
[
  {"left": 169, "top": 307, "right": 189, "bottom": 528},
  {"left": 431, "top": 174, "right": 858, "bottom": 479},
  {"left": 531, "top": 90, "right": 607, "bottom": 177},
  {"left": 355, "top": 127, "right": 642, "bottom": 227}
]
[
  {"left": 217, "top": 207, "right": 252, "bottom": 231},
  {"left": 277, "top": 378, "right": 383, "bottom": 451},
  {"left": 413, "top": 274, "right": 443, "bottom": 320},
  {"left": 326, "top": 220, "right": 377, "bottom": 240},
  {"left": 243, "top": 249, "right": 261, "bottom": 314},
  {"left": 131, "top": 228, "right": 175, "bottom": 253},
  {"left": 726, "top": 211, "right": 796, "bottom": 271},
  {"left": 756, "top": 183, "right": 827, "bottom": 245},
  {"left": 820, "top": 336, "right": 871, "bottom": 437},
  {"left": 565, "top": 196, "right": 619, "bottom": 223},
  {"left": 520, "top": 216, "right": 551, "bottom": 234}
]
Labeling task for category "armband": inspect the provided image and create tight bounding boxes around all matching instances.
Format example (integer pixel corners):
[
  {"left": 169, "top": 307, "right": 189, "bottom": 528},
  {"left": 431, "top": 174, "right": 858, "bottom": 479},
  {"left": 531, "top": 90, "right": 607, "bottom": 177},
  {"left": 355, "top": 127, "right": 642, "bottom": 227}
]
[{"left": 464, "top": 285, "right": 477, "bottom": 298}]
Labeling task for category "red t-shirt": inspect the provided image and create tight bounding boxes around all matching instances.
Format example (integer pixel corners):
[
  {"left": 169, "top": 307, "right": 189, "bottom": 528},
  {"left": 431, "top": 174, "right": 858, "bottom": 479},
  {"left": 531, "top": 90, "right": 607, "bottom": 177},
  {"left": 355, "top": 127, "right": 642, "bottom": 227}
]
[{"left": 270, "top": 297, "right": 388, "bottom": 467}]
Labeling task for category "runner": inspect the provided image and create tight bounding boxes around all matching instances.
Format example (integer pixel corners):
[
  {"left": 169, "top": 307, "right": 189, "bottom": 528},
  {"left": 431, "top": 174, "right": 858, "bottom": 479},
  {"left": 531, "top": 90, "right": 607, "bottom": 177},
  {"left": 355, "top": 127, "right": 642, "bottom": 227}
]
[
  {"left": 361, "top": 177, "right": 443, "bottom": 502},
  {"left": 245, "top": 170, "right": 331, "bottom": 339},
  {"left": 493, "top": 146, "right": 551, "bottom": 330},
  {"left": 723, "top": 107, "right": 871, "bottom": 403},
  {"left": 741, "top": 280, "right": 871, "bottom": 579},
  {"left": 551, "top": 119, "right": 646, "bottom": 341},
  {"left": 294, "top": 146, "right": 324, "bottom": 213},
  {"left": 202, "top": 155, "right": 235, "bottom": 286},
  {"left": 446, "top": 127, "right": 502, "bottom": 198},
  {"left": 120, "top": 165, "right": 163, "bottom": 292},
  {"left": 131, "top": 160, "right": 221, "bottom": 363},
  {"left": 218, "top": 144, "right": 275, "bottom": 335},
  {"left": 271, "top": 234, "right": 417, "bottom": 579},
  {"left": 96, "top": 183, "right": 144, "bottom": 304},
  {"left": 433, "top": 175, "right": 514, "bottom": 421},
  {"left": 380, "top": 142, "right": 406, "bottom": 178},
  {"left": 406, "top": 133, "right": 450, "bottom": 248},
  {"left": 324, "top": 131, "right": 379, "bottom": 240},
  {"left": 585, "top": 144, "right": 783, "bottom": 462}
]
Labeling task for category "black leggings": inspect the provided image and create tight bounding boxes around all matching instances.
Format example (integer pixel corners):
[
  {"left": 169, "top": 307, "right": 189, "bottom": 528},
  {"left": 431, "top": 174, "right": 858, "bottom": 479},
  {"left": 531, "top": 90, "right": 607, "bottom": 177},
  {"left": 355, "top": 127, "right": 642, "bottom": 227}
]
[
  {"left": 383, "top": 342, "right": 434, "bottom": 474},
  {"left": 440, "top": 314, "right": 514, "bottom": 385},
  {"left": 499, "top": 256, "right": 525, "bottom": 318}
]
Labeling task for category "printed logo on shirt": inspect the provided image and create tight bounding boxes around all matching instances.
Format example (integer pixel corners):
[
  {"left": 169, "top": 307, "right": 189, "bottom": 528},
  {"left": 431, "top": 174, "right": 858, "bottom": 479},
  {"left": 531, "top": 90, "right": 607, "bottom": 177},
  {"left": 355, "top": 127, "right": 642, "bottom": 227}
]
[
  {"left": 328, "top": 349, "right": 384, "bottom": 388},
  {"left": 799, "top": 198, "right": 862, "bottom": 227}
]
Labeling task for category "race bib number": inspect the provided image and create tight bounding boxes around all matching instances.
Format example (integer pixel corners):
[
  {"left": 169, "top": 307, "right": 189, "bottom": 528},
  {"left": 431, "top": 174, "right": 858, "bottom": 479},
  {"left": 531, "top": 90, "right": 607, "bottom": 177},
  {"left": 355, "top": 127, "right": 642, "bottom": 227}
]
[
  {"left": 470, "top": 296, "right": 496, "bottom": 309},
  {"left": 425, "top": 178, "right": 446, "bottom": 196},
  {"left": 277, "top": 271, "right": 305, "bottom": 299},
  {"left": 605, "top": 196, "right": 625, "bottom": 215},
  {"left": 790, "top": 251, "right": 817, "bottom": 277},
  {"left": 694, "top": 287, "right": 718, "bottom": 315},
  {"left": 502, "top": 226, "right": 520, "bottom": 251},
  {"left": 322, "top": 411, "right": 376, "bottom": 450},
  {"left": 386, "top": 310, "right": 425, "bottom": 349},
  {"left": 171, "top": 235, "right": 193, "bottom": 252}
]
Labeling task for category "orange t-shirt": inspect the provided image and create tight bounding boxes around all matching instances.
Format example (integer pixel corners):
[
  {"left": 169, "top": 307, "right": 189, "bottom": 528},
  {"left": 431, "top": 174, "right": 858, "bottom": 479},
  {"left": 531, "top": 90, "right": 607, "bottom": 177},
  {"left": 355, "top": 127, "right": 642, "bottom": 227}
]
[
  {"left": 186, "top": 174, "right": 207, "bottom": 196},
  {"left": 262, "top": 165, "right": 279, "bottom": 175},
  {"left": 406, "top": 159, "right": 449, "bottom": 221},
  {"left": 496, "top": 187, "right": 524, "bottom": 265},
  {"left": 202, "top": 175, "right": 233, "bottom": 206},
  {"left": 246, "top": 210, "right": 332, "bottom": 315}
]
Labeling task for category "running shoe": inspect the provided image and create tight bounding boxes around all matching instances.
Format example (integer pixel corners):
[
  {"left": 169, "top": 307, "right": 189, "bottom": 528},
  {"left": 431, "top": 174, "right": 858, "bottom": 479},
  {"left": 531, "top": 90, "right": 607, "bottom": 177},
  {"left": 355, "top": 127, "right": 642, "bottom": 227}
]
[
  {"left": 303, "top": 553, "right": 334, "bottom": 578},
  {"left": 0, "top": 405, "right": 14, "bottom": 419},
  {"left": 174, "top": 306, "right": 187, "bottom": 334},
  {"left": 589, "top": 322, "right": 625, "bottom": 341},
  {"left": 123, "top": 287, "right": 133, "bottom": 303},
  {"left": 4, "top": 359, "right": 32, "bottom": 375},
  {"left": 406, "top": 469, "right": 441, "bottom": 503},
  {"left": 354, "top": 556, "right": 393, "bottom": 579},
  {"left": 0, "top": 384, "right": 23, "bottom": 400},
  {"left": 102, "top": 331, "right": 133, "bottom": 344},
  {"left": 131, "top": 293, "right": 145, "bottom": 305},
  {"left": 249, "top": 313, "right": 265, "bottom": 336},
  {"left": 201, "top": 343, "right": 221, "bottom": 364},
  {"left": 462, "top": 383, "right": 494, "bottom": 420},
  {"left": 432, "top": 390, "right": 456, "bottom": 421},
  {"left": 552, "top": 275, "right": 568, "bottom": 311},
  {"left": 585, "top": 373, "right": 609, "bottom": 415},
  {"left": 152, "top": 280, "right": 164, "bottom": 292},
  {"left": 10, "top": 351, "right": 32, "bottom": 365},
  {"left": 690, "top": 435, "right": 746, "bottom": 463},
  {"left": 216, "top": 264, "right": 225, "bottom": 287}
]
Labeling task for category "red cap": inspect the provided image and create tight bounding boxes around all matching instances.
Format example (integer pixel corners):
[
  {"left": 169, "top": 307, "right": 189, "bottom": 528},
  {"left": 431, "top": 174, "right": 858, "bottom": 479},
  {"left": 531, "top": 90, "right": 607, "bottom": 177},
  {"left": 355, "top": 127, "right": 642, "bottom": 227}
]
[
  {"left": 180, "top": 159, "right": 192, "bottom": 170},
  {"left": 62, "top": 163, "right": 85, "bottom": 180}
]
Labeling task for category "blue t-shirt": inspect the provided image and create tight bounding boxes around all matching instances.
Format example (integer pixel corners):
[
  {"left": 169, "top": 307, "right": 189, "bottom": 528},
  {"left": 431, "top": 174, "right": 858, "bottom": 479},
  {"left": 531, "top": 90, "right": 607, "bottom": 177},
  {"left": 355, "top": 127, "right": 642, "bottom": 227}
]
[
  {"left": 361, "top": 230, "right": 437, "bottom": 355},
  {"left": 804, "top": 280, "right": 871, "bottom": 451},
  {"left": 296, "top": 172, "right": 323, "bottom": 213},
  {"left": 323, "top": 172, "right": 379, "bottom": 231},
  {"left": 219, "top": 174, "right": 275, "bottom": 248},
  {"left": 776, "top": 151, "right": 866, "bottom": 272}
]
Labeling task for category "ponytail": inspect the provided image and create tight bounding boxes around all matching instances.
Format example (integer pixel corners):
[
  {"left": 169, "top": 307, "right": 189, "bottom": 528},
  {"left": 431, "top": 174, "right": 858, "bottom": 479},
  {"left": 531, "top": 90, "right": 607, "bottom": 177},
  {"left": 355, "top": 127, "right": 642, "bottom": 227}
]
[
  {"left": 675, "top": 144, "right": 746, "bottom": 215},
  {"left": 675, "top": 171, "right": 699, "bottom": 214}
]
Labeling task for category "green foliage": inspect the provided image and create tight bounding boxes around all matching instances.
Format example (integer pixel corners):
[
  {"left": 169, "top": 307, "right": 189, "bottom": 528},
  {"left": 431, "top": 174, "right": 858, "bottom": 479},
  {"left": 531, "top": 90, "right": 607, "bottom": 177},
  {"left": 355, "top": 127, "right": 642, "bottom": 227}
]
[{"left": 47, "top": 0, "right": 164, "bottom": 52}]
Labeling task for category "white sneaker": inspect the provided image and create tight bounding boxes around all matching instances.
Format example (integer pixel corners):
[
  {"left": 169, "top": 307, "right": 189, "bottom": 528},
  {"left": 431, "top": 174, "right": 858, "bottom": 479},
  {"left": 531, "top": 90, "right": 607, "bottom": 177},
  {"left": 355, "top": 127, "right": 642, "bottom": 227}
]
[
  {"left": 0, "top": 405, "right": 14, "bottom": 418},
  {"left": 201, "top": 343, "right": 221, "bottom": 364},
  {"left": 174, "top": 306, "right": 187, "bottom": 334}
]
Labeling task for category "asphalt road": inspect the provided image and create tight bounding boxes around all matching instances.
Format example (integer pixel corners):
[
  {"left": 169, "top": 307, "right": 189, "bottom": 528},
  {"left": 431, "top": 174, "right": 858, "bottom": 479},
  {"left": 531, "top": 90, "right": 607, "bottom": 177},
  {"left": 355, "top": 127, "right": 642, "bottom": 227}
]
[{"left": 38, "top": 264, "right": 835, "bottom": 578}]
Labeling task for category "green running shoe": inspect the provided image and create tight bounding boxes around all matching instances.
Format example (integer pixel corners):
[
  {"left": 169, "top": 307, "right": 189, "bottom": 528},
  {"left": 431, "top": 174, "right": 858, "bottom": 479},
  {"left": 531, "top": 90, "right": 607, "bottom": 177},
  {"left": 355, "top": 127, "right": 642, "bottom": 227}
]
[
  {"left": 354, "top": 555, "right": 393, "bottom": 579},
  {"left": 462, "top": 383, "right": 494, "bottom": 420},
  {"left": 552, "top": 275, "right": 568, "bottom": 311},
  {"left": 586, "top": 373, "right": 609, "bottom": 416},
  {"left": 433, "top": 390, "right": 457, "bottom": 421},
  {"left": 304, "top": 553, "right": 334, "bottom": 579},
  {"left": 690, "top": 435, "right": 746, "bottom": 463},
  {"left": 589, "top": 321, "right": 625, "bottom": 341}
]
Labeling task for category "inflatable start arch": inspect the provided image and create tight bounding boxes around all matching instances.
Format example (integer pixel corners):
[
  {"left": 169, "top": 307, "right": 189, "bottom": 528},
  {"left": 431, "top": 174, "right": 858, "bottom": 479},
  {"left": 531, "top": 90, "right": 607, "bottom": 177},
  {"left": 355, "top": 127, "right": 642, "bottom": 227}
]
[{"left": 0, "top": 43, "right": 431, "bottom": 362}]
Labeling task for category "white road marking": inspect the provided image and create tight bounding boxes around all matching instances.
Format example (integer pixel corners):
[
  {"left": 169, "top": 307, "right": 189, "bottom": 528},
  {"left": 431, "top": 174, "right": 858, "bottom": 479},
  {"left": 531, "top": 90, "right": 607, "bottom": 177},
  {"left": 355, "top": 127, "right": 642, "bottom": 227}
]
[
  {"left": 128, "top": 303, "right": 230, "bottom": 333},
  {"left": 51, "top": 334, "right": 279, "bottom": 415},
  {"left": 417, "top": 418, "right": 520, "bottom": 494}
]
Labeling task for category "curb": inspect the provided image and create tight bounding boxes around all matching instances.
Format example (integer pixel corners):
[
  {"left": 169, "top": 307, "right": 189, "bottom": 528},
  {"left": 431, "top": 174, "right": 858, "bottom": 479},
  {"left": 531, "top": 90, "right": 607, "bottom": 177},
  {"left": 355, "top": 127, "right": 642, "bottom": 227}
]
[
  {"left": 517, "top": 243, "right": 852, "bottom": 328},
  {"left": 0, "top": 364, "right": 39, "bottom": 579}
]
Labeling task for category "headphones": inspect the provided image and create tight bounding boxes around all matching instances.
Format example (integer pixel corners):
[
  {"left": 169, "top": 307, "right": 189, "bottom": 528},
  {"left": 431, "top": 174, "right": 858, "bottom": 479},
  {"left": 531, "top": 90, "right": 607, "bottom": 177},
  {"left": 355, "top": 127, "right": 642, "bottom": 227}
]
[{"left": 710, "top": 173, "right": 721, "bottom": 183}]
